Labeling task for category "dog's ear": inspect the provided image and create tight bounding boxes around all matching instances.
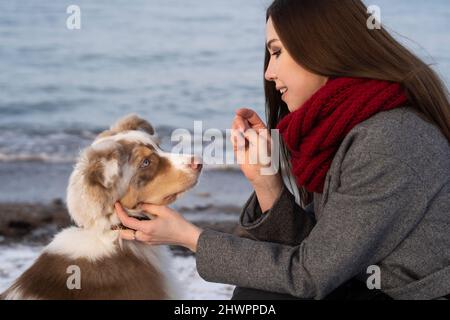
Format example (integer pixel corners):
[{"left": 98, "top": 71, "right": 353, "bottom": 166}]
[
  {"left": 97, "top": 114, "right": 154, "bottom": 139},
  {"left": 110, "top": 114, "right": 155, "bottom": 135},
  {"left": 84, "top": 141, "right": 125, "bottom": 189}
]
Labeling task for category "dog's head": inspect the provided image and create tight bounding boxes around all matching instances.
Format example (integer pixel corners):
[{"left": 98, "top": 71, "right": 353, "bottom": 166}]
[{"left": 66, "top": 114, "right": 202, "bottom": 229}]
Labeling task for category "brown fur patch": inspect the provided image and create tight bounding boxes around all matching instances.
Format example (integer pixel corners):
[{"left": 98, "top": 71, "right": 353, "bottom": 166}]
[
  {"left": 97, "top": 114, "right": 154, "bottom": 139},
  {"left": 132, "top": 147, "right": 170, "bottom": 188},
  {"left": 3, "top": 248, "right": 169, "bottom": 300},
  {"left": 84, "top": 144, "right": 126, "bottom": 189}
]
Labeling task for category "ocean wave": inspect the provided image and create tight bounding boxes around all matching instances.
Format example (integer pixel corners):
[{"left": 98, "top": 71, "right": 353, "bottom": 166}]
[
  {"left": 0, "top": 99, "right": 93, "bottom": 116},
  {"left": 0, "top": 153, "right": 75, "bottom": 164},
  {"left": 0, "top": 152, "right": 242, "bottom": 172},
  {"left": 0, "top": 123, "right": 244, "bottom": 175}
]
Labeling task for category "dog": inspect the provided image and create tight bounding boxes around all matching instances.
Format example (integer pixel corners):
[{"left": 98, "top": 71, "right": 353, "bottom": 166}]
[{"left": 1, "top": 114, "right": 202, "bottom": 299}]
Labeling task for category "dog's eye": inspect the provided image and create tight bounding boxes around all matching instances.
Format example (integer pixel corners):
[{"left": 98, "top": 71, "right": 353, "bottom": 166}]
[{"left": 140, "top": 158, "right": 151, "bottom": 168}]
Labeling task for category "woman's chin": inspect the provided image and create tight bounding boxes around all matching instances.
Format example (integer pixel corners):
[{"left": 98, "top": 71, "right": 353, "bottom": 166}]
[
  {"left": 287, "top": 104, "right": 299, "bottom": 113},
  {"left": 287, "top": 100, "right": 306, "bottom": 113}
]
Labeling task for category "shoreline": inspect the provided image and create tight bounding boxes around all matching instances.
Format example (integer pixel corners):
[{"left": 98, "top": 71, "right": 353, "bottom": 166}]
[{"left": 0, "top": 201, "right": 242, "bottom": 257}]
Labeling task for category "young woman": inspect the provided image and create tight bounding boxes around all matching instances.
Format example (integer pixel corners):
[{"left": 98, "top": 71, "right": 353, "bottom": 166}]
[{"left": 115, "top": 0, "right": 450, "bottom": 300}]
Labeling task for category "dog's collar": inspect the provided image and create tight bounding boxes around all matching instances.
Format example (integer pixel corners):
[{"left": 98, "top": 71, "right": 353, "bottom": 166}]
[{"left": 111, "top": 224, "right": 125, "bottom": 231}]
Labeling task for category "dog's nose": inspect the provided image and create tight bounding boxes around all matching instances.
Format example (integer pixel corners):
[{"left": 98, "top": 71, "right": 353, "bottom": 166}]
[
  {"left": 190, "top": 162, "right": 203, "bottom": 171},
  {"left": 188, "top": 156, "right": 203, "bottom": 172}
]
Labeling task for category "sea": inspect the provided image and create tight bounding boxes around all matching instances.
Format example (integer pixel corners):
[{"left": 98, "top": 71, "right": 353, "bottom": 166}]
[{"left": 0, "top": 0, "right": 449, "bottom": 298}]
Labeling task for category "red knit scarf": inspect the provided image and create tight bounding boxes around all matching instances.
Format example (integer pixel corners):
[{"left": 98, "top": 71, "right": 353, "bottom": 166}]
[{"left": 276, "top": 77, "right": 408, "bottom": 194}]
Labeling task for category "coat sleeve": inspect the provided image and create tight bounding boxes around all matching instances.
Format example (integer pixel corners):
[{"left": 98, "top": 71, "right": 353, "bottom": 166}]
[
  {"left": 195, "top": 151, "right": 427, "bottom": 299},
  {"left": 235, "top": 186, "right": 316, "bottom": 246}
]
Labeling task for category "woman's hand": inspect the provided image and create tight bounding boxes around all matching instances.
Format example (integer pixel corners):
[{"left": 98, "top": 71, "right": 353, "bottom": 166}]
[
  {"left": 231, "top": 108, "right": 272, "bottom": 184},
  {"left": 114, "top": 202, "right": 203, "bottom": 252},
  {"left": 231, "top": 108, "right": 283, "bottom": 211}
]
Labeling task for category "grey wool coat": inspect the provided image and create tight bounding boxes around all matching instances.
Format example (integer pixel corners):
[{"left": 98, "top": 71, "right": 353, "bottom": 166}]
[{"left": 195, "top": 107, "right": 450, "bottom": 300}]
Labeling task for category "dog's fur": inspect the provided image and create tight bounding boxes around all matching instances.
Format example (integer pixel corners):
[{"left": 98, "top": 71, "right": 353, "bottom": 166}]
[{"left": 1, "top": 115, "right": 202, "bottom": 300}]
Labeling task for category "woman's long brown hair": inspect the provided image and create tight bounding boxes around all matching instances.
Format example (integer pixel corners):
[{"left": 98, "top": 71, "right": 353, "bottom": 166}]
[{"left": 264, "top": 0, "right": 450, "bottom": 207}]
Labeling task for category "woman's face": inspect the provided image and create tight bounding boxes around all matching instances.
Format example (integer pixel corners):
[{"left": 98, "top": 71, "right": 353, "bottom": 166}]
[{"left": 265, "top": 17, "right": 328, "bottom": 112}]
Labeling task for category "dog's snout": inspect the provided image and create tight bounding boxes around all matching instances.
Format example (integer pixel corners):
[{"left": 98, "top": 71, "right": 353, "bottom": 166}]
[
  {"left": 189, "top": 162, "right": 203, "bottom": 171},
  {"left": 188, "top": 156, "right": 203, "bottom": 172}
]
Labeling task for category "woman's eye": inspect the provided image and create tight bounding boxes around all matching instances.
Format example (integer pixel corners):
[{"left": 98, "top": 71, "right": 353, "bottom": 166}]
[
  {"left": 140, "top": 158, "right": 150, "bottom": 168},
  {"left": 271, "top": 50, "right": 281, "bottom": 58}
]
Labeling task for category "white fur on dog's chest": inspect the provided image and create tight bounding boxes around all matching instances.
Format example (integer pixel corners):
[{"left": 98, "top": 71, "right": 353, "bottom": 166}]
[{"left": 45, "top": 227, "right": 120, "bottom": 261}]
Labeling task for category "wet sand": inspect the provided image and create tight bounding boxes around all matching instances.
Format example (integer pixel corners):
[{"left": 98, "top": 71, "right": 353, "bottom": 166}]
[{"left": 0, "top": 200, "right": 243, "bottom": 257}]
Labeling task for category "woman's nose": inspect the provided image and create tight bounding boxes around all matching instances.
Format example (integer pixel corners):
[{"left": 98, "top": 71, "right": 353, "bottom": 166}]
[{"left": 265, "top": 66, "right": 276, "bottom": 82}]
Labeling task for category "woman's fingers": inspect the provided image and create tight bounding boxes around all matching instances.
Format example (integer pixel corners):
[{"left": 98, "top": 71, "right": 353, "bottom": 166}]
[
  {"left": 230, "top": 128, "right": 247, "bottom": 153},
  {"left": 119, "top": 229, "right": 152, "bottom": 242},
  {"left": 235, "top": 108, "right": 267, "bottom": 130},
  {"left": 116, "top": 203, "right": 196, "bottom": 250},
  {"left": 232, "top": 115, "right": 250, "bottom": 132},
  {"left": 230, "top": 123, "right": 272, "bottom": 165},
  {"left": 231, "top": 108, "right": 267, "bottom": 154},
  {"left": 242, "top": 128, "right": 272, "bottom": 166},
  {"left": 115, "top": 202, "right": 147, "bottom": 231},
  {"left": 135, "top": 230, "right": 152, "bottom": 242},
  {"left": 138, "top": 203, "right": 172, "bottom": 217},
  {"left": 119, "top": 229, "right": 135, "bottom": 241}
]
